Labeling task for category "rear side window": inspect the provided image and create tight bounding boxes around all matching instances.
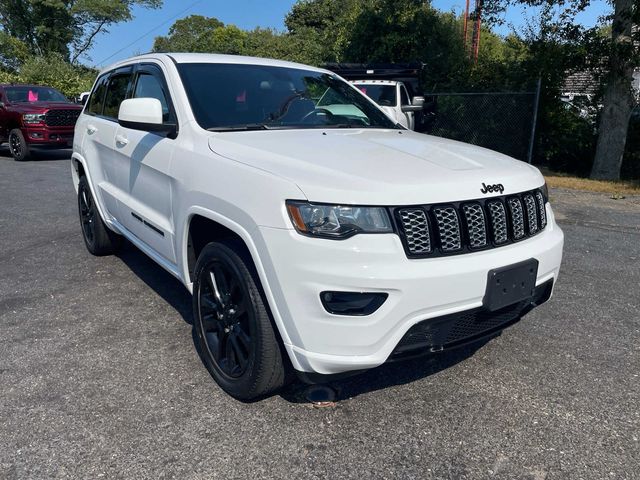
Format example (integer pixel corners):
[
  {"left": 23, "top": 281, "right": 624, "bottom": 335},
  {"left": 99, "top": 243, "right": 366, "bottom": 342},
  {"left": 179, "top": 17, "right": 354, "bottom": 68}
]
[
  {"left": 103, "top": 71, "right": 132, "bottom": 119},
  {"left": 86, "top": 75, "right": 108, "bottom": 116}
]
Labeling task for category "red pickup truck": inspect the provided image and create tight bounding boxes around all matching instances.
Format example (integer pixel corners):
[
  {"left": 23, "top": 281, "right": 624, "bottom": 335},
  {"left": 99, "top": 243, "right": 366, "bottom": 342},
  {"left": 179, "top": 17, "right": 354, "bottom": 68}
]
[{"left": 0, "top": 84, "right": 82, "bottom": 161}]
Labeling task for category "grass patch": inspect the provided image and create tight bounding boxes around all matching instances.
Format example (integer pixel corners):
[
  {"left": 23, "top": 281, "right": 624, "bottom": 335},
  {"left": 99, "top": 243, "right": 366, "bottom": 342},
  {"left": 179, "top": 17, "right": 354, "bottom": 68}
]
[{"left": 540, "top": 168, "right": 640, "bottom": 195}]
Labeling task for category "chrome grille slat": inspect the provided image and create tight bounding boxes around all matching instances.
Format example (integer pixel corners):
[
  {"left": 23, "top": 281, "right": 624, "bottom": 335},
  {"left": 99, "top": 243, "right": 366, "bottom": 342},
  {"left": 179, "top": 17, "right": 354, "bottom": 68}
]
[
  {"left": 507, "top": 197, "right": 525, "bottom": 240},
  {"left": 395, "top": 188, "right": 547, "bottom": 258},
  {"left": 433, "top": 206, "right": 462, "bottom": 252},
  {"left": 487, "top": 200, "right": 508, "bottom": 245},
  {"left": 398, "top": 208, "right": 432, "bottom": 254},
  {"left": 535, "top": 191, "right": 547, "bottom": 229},
  {"left": 523, "top": 194, "right": 538, "bottom": 234},
  {"left": 462, "top": 203, "right": 487, "bottom": 248}
]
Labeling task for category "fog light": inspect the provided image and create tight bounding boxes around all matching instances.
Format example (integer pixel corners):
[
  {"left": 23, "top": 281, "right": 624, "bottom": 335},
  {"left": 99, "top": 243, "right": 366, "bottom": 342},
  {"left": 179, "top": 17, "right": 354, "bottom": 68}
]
[
  {"left": 30, "top": 132, "right": 43, "bottom": 139},
  {"left": 320, "top": 291, "right": 388, "bottom": 316}
]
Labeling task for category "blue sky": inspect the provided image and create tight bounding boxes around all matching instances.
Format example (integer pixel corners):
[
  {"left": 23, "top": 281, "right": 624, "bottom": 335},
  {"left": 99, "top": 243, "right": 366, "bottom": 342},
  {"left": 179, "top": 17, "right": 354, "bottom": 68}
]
[{"left": 86, "top": 0, "right": 612, "bottom": 68}]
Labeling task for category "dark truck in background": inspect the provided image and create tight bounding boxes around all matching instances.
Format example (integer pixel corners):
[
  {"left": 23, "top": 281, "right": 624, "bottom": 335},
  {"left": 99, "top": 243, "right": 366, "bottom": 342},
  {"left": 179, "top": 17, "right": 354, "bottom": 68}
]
[{"left": 0, "top": 84, "right": 82, "bottom": 161}]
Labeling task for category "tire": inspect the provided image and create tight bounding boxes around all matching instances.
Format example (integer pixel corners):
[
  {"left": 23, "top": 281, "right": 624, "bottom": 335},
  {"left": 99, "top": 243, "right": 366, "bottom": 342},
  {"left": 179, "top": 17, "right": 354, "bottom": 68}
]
[
  {"left": 193, "top": 241, "right": 287, "bottom": 400},
  {"left": 77, "top": 175, "right": 121, "bottom": 255},
  {"left": 8, "top": 129, "right": 31, "bottom": 161}
]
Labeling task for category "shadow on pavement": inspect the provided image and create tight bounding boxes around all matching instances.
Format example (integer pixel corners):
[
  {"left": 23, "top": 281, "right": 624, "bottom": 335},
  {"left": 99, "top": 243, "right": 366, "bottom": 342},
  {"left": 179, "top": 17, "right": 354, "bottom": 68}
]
[
  {"left": 280, "top": 338, "right": 493, "bottom": 403},
  {"left": 0, "top": 145, "right": 72, "bottom": 161},
  {"left": 114, "top": 238, "right": 494, "bottom": 404},
  {"left": 115, "top": 241, "right": 193, "bottom": 325}
]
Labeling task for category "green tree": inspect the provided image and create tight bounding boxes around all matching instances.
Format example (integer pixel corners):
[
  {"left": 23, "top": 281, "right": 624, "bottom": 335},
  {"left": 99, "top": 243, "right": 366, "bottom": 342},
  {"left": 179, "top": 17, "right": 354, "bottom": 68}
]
[
  {"left": 484, "top": 0, "right": 639, "bottom": 179},
  {"left": 0, "top": 0, "right": 162, "bottom": 63},
  {"left": 0, "top": 31, "right": 29, "bottom": 71},
  {"left": 19, "top": 53, "right": 97, "bottom": 97},
  {"left": 153, "top": 15, "right": 224, "bottom": 52}
]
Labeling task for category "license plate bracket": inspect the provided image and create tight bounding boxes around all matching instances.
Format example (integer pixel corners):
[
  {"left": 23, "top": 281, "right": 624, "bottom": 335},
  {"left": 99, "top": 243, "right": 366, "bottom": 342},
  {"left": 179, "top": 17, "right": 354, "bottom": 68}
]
[{"left": 483, "top": 259, "right": 539, "bottom": 312}]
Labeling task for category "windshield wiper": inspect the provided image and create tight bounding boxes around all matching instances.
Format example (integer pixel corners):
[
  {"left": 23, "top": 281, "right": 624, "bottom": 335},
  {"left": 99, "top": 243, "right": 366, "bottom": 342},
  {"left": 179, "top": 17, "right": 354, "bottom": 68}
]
[{"left": 207, "top": 123, "right": 271, "bottom": 132}]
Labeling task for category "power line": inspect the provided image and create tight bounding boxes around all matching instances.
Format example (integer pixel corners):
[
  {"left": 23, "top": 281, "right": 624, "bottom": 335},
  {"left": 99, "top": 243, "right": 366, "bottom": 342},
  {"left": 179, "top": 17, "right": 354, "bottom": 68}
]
[{"left": 97, "top": 0, "right": 205, "bottom": 66}]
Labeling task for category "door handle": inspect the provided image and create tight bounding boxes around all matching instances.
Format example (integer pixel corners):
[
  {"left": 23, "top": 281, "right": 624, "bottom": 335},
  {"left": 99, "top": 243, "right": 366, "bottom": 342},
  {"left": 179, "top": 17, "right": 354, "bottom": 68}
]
[
  {"left": 115, "top": 134, "right": 129, "bottom": 146},
  {"left": 86, "top": 125, "right": 97, "bottom": 135}
]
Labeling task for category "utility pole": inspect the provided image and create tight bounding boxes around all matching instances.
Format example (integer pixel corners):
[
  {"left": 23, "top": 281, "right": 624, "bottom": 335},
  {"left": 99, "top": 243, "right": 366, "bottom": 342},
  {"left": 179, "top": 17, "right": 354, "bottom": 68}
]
[
  {"left": 462, "top": 0, "right": 470, "bottom": 52},
  {"left": 471, "top": 0, "right": 483, "bottom": 63}
]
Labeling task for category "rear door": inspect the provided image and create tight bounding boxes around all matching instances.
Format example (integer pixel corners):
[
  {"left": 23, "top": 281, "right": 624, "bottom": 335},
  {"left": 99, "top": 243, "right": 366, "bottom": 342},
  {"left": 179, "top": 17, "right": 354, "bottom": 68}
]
[
  {"left": 113, "top": 63, "right": 178, "bottom": 264},
  {"left": 80, "top": 68, "right": 133, "bottom": 221}
]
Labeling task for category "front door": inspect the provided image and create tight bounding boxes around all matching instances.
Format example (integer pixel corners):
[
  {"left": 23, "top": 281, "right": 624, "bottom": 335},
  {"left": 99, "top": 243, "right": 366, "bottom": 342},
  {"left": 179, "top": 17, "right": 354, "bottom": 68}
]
[{"left": 114, "top": 63, "right": 178, "bottom": 264}]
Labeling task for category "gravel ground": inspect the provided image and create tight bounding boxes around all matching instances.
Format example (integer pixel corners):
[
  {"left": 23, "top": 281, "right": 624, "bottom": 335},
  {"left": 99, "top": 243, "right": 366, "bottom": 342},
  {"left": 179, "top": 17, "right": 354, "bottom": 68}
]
[{"left": 0, "top": 150, "right": 639, "bottom": 480}]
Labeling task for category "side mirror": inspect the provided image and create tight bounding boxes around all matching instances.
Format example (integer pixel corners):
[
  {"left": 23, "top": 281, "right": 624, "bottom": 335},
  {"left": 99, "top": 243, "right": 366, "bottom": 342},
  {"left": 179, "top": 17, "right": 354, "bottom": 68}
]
[
  {"left": 412, "top": 96, "right": 425, "bottom": 107},
  {"left": 0, "top": 101, "right": 5, "bottom": 109},
  {"left": 401, "top": 104, "right": 423, "bottom": 113},
  {"left": 118, "top": 98, "right": 176, "bottom": 136}
]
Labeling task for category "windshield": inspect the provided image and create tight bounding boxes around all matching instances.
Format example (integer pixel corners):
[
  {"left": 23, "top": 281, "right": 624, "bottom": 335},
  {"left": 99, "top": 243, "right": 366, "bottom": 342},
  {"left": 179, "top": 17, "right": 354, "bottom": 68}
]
[
  {"left": 355, "top": 85, "right": 397, "bottom": 107},
  {"left": 177, "top": 63, "right": 399, "bottom": 131},
  {"left": 5, "top": 86, "right": 69, "bottom": 103}
]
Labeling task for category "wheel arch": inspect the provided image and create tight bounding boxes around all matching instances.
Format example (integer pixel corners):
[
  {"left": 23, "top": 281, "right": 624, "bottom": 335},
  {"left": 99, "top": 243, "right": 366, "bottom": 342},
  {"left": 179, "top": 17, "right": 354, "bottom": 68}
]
[
  {"left": 70, "top": 153, "right": 87, "bottom": 193},
  {"left": 183, "top": 207, "right": 294, "bottom": 349}
]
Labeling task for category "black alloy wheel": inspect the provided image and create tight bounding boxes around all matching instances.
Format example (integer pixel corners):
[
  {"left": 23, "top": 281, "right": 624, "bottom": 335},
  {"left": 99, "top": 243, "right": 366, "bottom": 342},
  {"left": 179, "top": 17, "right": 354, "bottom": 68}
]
[
  {"left": 8, "top": 129, "right": 30, "bottom": 161},
  {"left": 193, "top": 242, "right": 287, "bottom": 400},
  {"left": 76, "top": 175, "right": 121, "bottom": 256},
  {"left": 79, "top": 180, "right": 96, "bottom": 247},
  {"left": 198, "top": 258, "right": 253, "bottom": 378}
]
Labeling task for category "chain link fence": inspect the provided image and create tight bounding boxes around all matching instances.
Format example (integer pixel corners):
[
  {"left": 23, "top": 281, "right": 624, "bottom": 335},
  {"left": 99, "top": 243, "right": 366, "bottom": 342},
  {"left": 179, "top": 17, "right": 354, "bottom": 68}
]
[{"left": 417, "top": 90, "right": 540, "bottom": 162}]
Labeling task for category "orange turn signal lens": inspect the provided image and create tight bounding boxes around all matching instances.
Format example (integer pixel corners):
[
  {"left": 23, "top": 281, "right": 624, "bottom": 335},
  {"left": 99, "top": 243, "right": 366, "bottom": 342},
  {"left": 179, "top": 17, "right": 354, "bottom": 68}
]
[{"left": 286, "top": 203, "right": 308, "bottom": 233}]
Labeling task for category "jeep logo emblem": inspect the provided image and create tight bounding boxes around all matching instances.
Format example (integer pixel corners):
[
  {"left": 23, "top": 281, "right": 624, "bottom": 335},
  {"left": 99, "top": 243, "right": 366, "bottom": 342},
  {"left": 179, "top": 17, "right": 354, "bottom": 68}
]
[{"left": 481, "top": 182, "right": 504, "bottom": 194}]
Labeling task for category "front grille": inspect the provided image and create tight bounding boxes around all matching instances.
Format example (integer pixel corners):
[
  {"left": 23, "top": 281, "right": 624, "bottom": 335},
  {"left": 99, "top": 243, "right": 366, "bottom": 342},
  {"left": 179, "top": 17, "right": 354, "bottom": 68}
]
[
  {"left": 44, "top": 109, "right": 81, "bottom": 127},
  {"left": 395, "top": 187, "right": 548, "bottom": 258}
]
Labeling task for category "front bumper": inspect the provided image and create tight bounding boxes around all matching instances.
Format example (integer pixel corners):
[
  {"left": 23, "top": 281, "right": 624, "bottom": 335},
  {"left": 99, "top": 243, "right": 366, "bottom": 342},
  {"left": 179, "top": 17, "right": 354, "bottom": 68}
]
[
  {"left": 23, "top": 126, "right": 74, "bottom": 147},
  {"left": 259, "top": 206, "right": 564, "bottom": 375}
]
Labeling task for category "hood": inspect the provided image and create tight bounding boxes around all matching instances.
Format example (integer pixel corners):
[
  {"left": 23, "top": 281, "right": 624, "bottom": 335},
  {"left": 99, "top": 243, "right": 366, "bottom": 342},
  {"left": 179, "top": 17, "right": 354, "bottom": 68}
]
[
  {"left": 208, "top": 129, "right": 545, "bottom": 205},
  {"left": 8, "top": 102, "right": 82, "bottom": 113}
]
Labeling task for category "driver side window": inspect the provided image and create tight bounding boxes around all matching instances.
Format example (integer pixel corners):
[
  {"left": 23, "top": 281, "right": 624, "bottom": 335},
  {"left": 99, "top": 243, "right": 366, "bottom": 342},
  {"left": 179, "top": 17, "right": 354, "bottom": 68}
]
[{"left": 132, "top": 70, "right": 175, "bottom": 124}]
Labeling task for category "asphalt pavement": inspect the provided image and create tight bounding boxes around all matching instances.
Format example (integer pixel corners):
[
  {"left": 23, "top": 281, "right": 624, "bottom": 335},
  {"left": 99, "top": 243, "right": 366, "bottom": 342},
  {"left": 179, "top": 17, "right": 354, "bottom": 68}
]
[{"left": 1, "top": 148, "right": 639, "bottom": 479}]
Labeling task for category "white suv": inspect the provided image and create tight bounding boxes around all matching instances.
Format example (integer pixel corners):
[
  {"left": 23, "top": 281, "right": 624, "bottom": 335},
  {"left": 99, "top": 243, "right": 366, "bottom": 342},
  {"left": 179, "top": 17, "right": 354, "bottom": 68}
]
[{"left": 72, "top": 53, "right": 564, "bottom": 400}]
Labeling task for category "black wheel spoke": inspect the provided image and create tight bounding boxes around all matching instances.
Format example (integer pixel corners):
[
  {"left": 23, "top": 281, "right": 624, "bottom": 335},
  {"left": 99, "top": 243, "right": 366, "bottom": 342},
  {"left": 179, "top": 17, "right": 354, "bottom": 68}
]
[
  {"left": 200, "top": 294, "right": 220, "bottom": 314},
  {"left": 235, "top": 327, "right": 251, "bottom": 352},
  {"left": 206, "top": 330, "right": 223, "bottom": 361},
  {"left": 233, "top": 304, "right": 247, "bottom": 318},
  {"left": 201, "top": 312, "right": 219, "bottom": 332},
  {"left": 198, "top": 257, "right": 254, "bottom": 379},
  {"left": 223, "top": 334, "right": 237, "bottom": 374}
]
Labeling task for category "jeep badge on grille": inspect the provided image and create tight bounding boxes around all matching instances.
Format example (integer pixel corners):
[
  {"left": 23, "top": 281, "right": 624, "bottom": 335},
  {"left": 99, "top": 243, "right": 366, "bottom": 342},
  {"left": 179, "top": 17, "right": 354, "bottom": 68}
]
[{"left": 481, "top": 182, "right": 504, "bottom": 194}]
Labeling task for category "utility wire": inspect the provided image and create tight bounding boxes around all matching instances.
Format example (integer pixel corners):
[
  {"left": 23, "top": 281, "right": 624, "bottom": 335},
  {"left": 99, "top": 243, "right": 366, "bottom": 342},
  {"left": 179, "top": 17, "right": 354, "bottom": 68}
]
[{"left": 97, "top": 0, "right": 205, "bottom": 66}]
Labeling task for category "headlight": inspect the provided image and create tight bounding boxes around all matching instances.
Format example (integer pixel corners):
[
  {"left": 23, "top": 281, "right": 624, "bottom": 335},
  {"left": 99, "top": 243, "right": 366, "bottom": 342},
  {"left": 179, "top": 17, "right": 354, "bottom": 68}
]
[
  {"left": 22, "top": 113, "right": 45, "bottom": 124},
  {"left": 286, "top": 201, "right": 393, "bottom": 239}
]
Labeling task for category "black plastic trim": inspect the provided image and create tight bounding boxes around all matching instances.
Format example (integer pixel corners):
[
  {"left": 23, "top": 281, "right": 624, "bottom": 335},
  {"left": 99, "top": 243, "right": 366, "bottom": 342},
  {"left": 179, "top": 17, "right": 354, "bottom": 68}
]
[{"left": 320, "top": 291, "right": 388, "bottom": 316}]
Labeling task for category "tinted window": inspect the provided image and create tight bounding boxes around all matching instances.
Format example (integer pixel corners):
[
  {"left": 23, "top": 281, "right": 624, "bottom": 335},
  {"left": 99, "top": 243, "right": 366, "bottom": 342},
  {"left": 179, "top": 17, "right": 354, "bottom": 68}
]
[
  {"left": 86, "top": 75, "right": 108, "bottom": 116},
  {"left": 177, "top": 63, "right": 398, "bottom": 131},
  {"left": 133, "top": 72, "right": 172, "bottom": 122},
  {"left": 5, "top": 86, "right": 68, "bottom": 103},
  {"left": 103, "top": 72, "right": 132, "bottom": 119},
  {"left": 357, "top": 85, "right": 397, "bottom": 107}
]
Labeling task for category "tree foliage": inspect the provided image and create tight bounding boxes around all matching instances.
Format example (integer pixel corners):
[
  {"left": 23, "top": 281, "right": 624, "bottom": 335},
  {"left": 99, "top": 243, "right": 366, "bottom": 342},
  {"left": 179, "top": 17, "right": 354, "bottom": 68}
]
[{"left": 0, "top": 0, "right": 162, "bottom": 63}]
